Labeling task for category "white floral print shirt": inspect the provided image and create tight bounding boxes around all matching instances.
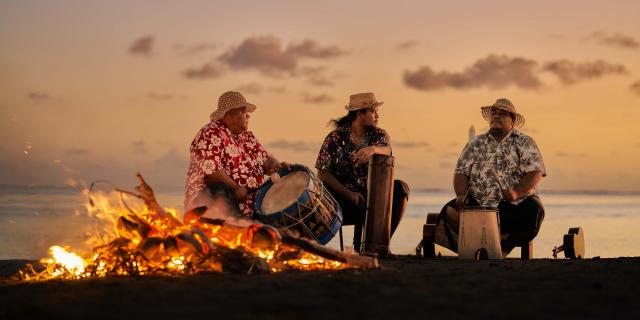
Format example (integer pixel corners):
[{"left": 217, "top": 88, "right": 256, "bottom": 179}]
[{"left": 455, "top": 130, "right": 546, "bottom": 207}]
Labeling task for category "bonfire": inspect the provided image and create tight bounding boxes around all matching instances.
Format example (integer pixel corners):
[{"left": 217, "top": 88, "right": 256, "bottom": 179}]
[{"left": 16, "top": 174, "right": 377, "bottom": 281}]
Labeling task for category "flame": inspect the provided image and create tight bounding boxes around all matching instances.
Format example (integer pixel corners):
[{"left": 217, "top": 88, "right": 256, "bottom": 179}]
[
  {"left": 16, "top": 181, "right": 374, "bottom": 281},
  {"left": 45, "top": 246, "right": 87, "bottom": 277}
]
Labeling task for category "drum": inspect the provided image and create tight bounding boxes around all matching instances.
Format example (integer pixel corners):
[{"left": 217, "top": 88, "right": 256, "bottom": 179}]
[
  {"left": 361, "top": 154, "right": 394, "bottom": 256},
  {"left": 253, "top": 164, "right": 342, "bottom": 245},
  {"left": 458, "top": 206, "right": 503, "bottom": 259}
]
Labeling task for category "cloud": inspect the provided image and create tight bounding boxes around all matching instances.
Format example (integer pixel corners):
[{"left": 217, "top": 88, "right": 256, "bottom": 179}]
[
  {"left": 128, "top": 35, "right": 154, "bottom": 56},
  {"left": 299, "top": 66, "right": 335, "bottom": 86},
  {"left": 182, "top": 62, "right": 225, "bottom": 79},
  {"left": 234, "top": 83, "right": 264, "bottom": 95},
  {"left": 307, "top": 76, "right": 334, "bottom": 86},
  {"left": 265, "top": 140, "right": 319, "bottom": 152},
  {"left": 542, "top": 59, "right": 628, "bottom": 85},
  {"left": 403, "top": 54, "right": 542, "bottom": 91},
  {"left": 217, "top": 35, "right": 345, "bottom": 77},
  {"left": 589, "top": 31, "right": 639, "bottom": 49},
  {"left": 27, "top": 92, "right": 51, "bottom": 102},
  {"left": 147, "top": 92, "right": 186, "bottom": 101},
  {"left": 302, "top": 93, "right": 335, "bottom": 104},
  {"left": 630, "top": 80, "right": 640, "bottom": 95},
  {"left": 64, "top": 148, "right": 89, "bottom": 156},
  {"left": 396, "top": 40, "right": 419, "bottom": 51},
  {"left": 174, "top": 43, "right": 218, "bottom": 55},
  {"left": 131, "top": 140, "right": 147, "bottom": 154},
  {"left": 286, "top": 39, "right": 346, "bottom": 58},
  {"left": 233, "top": 83, "right": 287, "bottom": 95}
]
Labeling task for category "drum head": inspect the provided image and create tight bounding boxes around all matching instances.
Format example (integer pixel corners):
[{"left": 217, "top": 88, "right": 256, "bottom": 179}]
[{"left": 261, "top": 171, "right": 310, "bottom": 214}]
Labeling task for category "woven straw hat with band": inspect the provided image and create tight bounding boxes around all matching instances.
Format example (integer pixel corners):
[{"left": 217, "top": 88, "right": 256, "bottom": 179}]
[
  {"left": 210, "top": 91, "right": 256, "bottom": 121},
  {"left": 345, "top": 92, "right": 384, "bottom": 111},
  {"left": 481, "top": 98, "right": 525, "bottom": 128}
]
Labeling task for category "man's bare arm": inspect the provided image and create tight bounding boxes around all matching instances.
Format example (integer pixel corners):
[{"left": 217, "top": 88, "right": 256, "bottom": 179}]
[
  {"left": 204, "top": 171, "right": 247, "bottom": 202},
  {"left": 502, "top": 171, "right": 542, "bottom": 202},
  {"left": 354, "top": 145, "right": 392, "bottom": 166},
  {"left": 317, "top": 169, "right": 363, "bottom": 207},
  {"left": 453, "top": 173, "right": 470, "bottom": 207}
]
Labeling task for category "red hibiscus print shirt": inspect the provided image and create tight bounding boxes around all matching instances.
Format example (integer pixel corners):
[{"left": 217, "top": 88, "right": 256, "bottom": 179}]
[{"left": 185, "top": 120, "right": 270, "bottom": 215}]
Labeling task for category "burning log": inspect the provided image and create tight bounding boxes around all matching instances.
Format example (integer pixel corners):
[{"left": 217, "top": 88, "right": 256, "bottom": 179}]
[{"left": 15, "top": 173, "right": 379, "bottom": 281}]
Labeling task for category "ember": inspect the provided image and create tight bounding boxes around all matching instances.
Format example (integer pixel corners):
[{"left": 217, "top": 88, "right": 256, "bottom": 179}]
[{"left": 16, "top": 174, "right": 377, "bottom": 281}]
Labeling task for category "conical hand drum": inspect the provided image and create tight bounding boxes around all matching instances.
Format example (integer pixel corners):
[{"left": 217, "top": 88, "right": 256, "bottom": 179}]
[
  {"left": 253, "top": 164, "right": 342, "bottom": 245},
  {"left": 458, "top": 207, "right": 503, "bottom": 259},
  {"left": 361, "top": 154, "right": 394, "bottom": 256}
]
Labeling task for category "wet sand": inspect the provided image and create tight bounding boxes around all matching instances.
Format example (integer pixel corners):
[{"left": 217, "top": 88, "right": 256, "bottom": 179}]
[{"left": 1, "top": 256, "right": 639, "bottom": 319}]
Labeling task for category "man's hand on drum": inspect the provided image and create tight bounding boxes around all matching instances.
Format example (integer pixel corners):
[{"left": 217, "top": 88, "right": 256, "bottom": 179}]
[
  {"left": 270, "top": 161, "right": 291, "bottom": 174},
  {"left": 353, "top": 146, "right": 377, "bottom": 166},
  {"left": 233, "top": 186, "right": 249, "bottom": 202},
  {"left": 501, "top": 188, "right": 520, "bottom": 202},
  {"left": 349, "top": 190, "right": 365, "bottom": 208},
  {"left": 265, "top": 156, "right": 290, "bottom": 175}
]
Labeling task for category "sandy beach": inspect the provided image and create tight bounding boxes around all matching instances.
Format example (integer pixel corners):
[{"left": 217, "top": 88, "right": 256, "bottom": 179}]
[{"left": 2, "top": 256, "right": 639, "bottom": 319}]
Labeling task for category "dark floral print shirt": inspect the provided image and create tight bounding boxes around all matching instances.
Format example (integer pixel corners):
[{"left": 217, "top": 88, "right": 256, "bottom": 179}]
[
  {"left": 185, "top": 120, "right": 270, "bottom": 215},
  {"left": 315, "top": 126, "right": 390, "bottom": 195},
  {"left": 455, "top": 130, "right": 546, "bottom": 207}
]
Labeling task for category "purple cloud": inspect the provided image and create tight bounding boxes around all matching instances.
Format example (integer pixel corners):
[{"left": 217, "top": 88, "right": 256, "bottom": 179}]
[
  {"left": 404, "top": 54, "right": 542, "bottom": 91},
  {"left": 589, "top": 31, "right": 639, "bottom": 49},
  {"left": 396, "top": 40, "right": 419, "bottom": 51},
  {"left": 302, "top": 93, "right": 335, "bottom": 104},
  {"left": 217, "top": 35, "right": 346, "bottom": 77},
  {"left": 182, "top": 62, "right": 225, "bottom": 79},
  {"left": 27, "top": 92, "right": 51, "bottom": 102},
  {"left": 542, "top": 59, "right": 628, "bottom": 85},
  {"left": 129, "top": 35, "right": 154, "bottom": 56}
]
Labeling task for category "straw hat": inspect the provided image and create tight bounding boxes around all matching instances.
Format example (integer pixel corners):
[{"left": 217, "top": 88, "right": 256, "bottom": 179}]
[
  {"left": 481, "top": 98, "right": 525, "bottom": 128},
  {"left": 345, "top": 92, "right": 384, "bottom": 111},
  {"left": 209, "top": 91, "right": 256, "bottom": 121}
]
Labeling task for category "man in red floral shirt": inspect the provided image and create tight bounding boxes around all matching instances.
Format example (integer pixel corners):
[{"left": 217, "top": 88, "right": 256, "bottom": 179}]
[{"left": 185, "top": 91, "right": 287, "bottom": 216}]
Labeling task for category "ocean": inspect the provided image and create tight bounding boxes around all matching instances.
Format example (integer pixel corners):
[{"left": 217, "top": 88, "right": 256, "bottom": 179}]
[{"left": 1, "top": 187, "right": 639, "bottom": 260}]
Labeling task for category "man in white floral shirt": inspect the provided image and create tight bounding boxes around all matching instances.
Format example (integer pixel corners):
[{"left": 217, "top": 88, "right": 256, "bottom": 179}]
[
  {"left": 438, "top": 98, "right": 546, "bottom": 256},
  {"left": 184, "top": 91, "right": 287, "bottom": 216}
]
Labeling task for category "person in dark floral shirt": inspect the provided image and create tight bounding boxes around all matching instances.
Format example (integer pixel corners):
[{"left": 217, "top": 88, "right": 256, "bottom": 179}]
[
  {"left": 316, "top": 92, "right": 409, "bottom": 251},
  {"left": 438, "top": 98, "right": 546, "bottom": 257},
  {"left": 185, "top": 91, "right": 287, "bottom": 216}
]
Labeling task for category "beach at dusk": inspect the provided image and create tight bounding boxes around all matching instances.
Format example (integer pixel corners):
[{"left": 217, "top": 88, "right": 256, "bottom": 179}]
[{"left": 2, "top": 1, "right": 640, "bottom": 318}]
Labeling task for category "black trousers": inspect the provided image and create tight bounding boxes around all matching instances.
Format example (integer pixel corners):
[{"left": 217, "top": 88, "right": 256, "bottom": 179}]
[
  {"left": 327, "top": 180, "right": 409, "bottom": 248},
  {"left": 441, "top": 195, "right": 545, "bottom": 252}
]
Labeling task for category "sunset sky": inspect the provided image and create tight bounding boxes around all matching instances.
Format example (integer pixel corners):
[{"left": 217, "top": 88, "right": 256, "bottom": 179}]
[{"left": 1, "top": 0, "right": 639, "bottom": 195}]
